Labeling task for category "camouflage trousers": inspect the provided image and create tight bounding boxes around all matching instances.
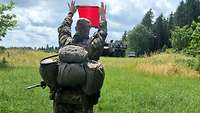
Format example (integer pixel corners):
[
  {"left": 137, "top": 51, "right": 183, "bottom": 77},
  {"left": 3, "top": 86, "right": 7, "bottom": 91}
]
[
  {"left": 53, "top": 89, "right": 93, "bottom": 113},
  {"left": 53, "top": 102, "right": 93, "bottom": 113}
]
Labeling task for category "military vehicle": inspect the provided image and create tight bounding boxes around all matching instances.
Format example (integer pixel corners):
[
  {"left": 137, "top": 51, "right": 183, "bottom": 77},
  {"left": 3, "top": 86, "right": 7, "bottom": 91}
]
[{"left": 102, "top": 40, "right": 127, "bottom": 57}]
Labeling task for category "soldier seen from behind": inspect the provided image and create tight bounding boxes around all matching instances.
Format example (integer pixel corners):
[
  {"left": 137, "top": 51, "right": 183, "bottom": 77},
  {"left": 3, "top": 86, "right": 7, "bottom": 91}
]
[{"left": 52, "top": 0, "right": 107, "bottom": 113}]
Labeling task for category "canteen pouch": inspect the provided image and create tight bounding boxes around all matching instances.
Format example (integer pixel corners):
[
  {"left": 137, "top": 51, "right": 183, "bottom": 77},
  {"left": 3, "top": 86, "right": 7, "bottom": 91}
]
[{"left": 82, "top": 61, "right": 105, "bottom": 95}]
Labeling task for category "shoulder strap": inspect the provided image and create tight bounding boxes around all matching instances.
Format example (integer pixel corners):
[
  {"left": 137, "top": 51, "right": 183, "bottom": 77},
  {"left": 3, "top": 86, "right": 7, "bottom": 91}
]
[{"left": 40, "top": 55, "right": 59, "bottom": 63}]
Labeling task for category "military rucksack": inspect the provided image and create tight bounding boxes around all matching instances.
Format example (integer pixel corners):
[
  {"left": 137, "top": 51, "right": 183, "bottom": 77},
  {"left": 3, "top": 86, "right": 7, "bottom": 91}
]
[
  {"left": 58, "top": 45, "right": 105, "bottom": 95},
  {"left": 39, "top": 55, "right": 58, "bottom": 90},
  {"left": 57, "top": 45, "right": 88, "bottom": 89},
  {"left": 40, "top": 45, "right": 105, "bottom": 96},
  {"left": 58, "top": 45, "right": 88, "bottom": 63}
]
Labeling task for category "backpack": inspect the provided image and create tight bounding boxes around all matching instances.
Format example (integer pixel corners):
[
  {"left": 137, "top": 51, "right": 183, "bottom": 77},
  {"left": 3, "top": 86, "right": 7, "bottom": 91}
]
[
  {"left": 40, "top": 45, "right": 105, "bottom": 95},
  {"left": 58, "top": 45, "right": 105, "bottom": 95},
  {"left": 39, "top": 55, "right": 58, "bottom": 90},
  {"left": 57, "top": 45, "right": 88, "bottom": 89}
]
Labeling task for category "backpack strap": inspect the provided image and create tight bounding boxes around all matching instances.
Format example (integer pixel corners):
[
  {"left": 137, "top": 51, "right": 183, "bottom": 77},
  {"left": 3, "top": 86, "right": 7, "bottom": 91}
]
[{"left": 40, "top": 54, "right": 59, "bottom": 63}]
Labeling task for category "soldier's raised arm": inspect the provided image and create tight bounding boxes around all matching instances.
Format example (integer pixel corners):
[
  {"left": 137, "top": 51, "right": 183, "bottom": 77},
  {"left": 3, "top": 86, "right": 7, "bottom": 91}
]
[
  {"left": 98, "top": 2, "right": 107, "bottom": 39},
  {"left": 88, "top": 2, "right": 107, "bottom": 61},
  {"left": 58, "top": 0, "right": 77, "bottom": 48}
]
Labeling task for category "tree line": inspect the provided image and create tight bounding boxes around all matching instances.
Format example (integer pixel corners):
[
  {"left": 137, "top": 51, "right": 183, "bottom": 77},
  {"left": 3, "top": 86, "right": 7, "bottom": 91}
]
[
  {"left": 124, "top": 0, "right": 200, "bottom": 56},
  {"left": 0, "top": 1, "right": 199, "bottom": 56},
  {"left": 38, "top": 44, "right": 58, "bottom": 52}
]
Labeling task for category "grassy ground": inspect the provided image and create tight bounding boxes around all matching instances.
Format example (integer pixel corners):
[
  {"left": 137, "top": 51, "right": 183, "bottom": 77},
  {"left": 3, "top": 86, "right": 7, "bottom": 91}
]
[{"left": 0, "top": 49, "right": 200, "bottom": 113}]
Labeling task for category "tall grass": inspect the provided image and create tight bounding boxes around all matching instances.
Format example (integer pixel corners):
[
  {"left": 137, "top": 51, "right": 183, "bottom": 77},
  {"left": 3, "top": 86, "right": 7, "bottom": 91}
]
[
  {"left": 136, "top": 53, "right": 200, "bottom": 77},
  {"left": 97, "top": 57, "right": 200, "bottom": 113},
  {"left": 0, "top": 49, "right": 54, "bottom": 67},
  {"left": 0, "top": 67, "right": 52, "bottom": 113},
  {"left": 1, "top": 49, "right": 200, "bottom": 113}
]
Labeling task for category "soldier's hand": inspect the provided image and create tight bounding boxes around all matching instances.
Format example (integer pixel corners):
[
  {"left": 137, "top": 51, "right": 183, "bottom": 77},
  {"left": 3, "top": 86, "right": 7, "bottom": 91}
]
[
  {"left": 68, "top": 0, "right": 77, "bottom": 15},
  {"left": 100, "top": 2, "right": 106, "bottom": 21},
  {"left": 91, "top": 37, "right": 104, "bottom": 49},
  {"left": 40, "top": 81, "right": 47, "bottom": 89}
]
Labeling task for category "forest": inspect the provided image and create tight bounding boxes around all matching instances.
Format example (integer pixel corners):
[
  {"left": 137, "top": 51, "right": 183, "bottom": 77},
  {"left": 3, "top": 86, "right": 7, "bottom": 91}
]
[{"left": 124, "top": 0, "right": 200, "bottom": 57}]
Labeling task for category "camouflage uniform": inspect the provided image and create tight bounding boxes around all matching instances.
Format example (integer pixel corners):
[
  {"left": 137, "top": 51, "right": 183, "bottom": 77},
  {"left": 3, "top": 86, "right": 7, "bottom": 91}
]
[{"left": 53, "top": 12, "right": 107, "bottom": 113}]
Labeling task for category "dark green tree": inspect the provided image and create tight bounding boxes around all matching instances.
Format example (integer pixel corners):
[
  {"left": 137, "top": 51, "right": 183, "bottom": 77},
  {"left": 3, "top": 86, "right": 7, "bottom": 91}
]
[
  {"left": 167, "top": 12, "right": 175, "bottom": 47},
  {"left": 153, "top": 14, "right": 168, "bottom": 49},
  {"left": 153, "top": 14, "right": 162, "bottom": 50},
  {"left": 174, "top": 0, "right": 200, "bottom": 27},
  {"left": 141, "top": 9, "right": 154, "bottom": 30},
  {"left": 168, "top": 12, "right": 175, "bottom": 31},
  {"left": 127, "top": 24, "right": 154, "bottom": 55},
  {"left": 174, "top": 1, "right": 188, "bottom": 27},
  {"left": 163, "top": 18, "right": 171, "bottom": 47},
  {"left": 153, "top": 14, "right": 171, "bottom": 50},
  {"left": 185, "top": 0, "right": 200, "bottom": 25},
  {"left": 121, "top": 31, "right": 128, "bottom": 48},
  {"left": 0, "top": 1, "right": 17, "bottom": 40}
]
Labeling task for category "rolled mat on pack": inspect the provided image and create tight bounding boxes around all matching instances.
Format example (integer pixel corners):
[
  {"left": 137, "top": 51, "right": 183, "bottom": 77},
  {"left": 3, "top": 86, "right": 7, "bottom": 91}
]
[{"left": 59, "top": 45, "right": 88, "bottom": 63}]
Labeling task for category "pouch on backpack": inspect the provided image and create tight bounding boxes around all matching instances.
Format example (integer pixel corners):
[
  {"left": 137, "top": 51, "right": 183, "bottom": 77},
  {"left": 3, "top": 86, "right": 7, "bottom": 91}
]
[
  {"left": 57, "top": 62, "right": 87, "bottom": 88},
  {"left": 39, "top": 55, "right": 58, "bottom": 90},
  {"left": 82, "top": 61, "right": 105, "bottom": 95}
]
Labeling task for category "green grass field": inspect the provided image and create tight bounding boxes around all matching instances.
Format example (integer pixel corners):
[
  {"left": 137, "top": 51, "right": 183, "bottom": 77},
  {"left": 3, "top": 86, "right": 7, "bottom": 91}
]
[{"left": 0, "top": 49, "right": 200, "bottom": 113}]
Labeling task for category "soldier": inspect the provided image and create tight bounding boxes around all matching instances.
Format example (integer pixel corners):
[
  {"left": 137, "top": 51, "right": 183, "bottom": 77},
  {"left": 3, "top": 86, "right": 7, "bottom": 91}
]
[{"left": 53, "top": 0, "right": 107, "bottom": 113}]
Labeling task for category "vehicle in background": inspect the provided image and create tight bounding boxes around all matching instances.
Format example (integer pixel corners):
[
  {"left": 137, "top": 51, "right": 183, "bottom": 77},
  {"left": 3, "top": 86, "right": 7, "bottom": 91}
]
[
  {"left": 102, "top": 40, "right": 127, "bottom": 57},
  {"left": 127, "top": 51, "right": 137, "bottom": 57}
]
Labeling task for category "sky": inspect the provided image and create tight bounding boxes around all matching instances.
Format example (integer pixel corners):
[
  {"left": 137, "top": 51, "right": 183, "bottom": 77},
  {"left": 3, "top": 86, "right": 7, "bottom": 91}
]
[{"left": 0, "top": 0, "right": 182, "bottom": 48}]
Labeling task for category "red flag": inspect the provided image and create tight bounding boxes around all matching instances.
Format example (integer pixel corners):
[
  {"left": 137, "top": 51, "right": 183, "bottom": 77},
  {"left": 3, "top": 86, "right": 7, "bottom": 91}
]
[{"left": 77, "top": 6, "right": 100, "bottom": 28}]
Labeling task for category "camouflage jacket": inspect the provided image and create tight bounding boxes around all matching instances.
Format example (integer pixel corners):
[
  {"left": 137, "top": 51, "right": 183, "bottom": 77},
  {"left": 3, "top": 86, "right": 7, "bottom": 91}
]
[{"left": 58, "top": 13, "right": 107, "bottom": 61}]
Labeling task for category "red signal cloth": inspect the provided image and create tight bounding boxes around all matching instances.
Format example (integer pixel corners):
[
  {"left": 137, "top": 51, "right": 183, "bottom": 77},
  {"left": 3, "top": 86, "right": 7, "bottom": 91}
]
[{"left": 77, "top": 6, "right": 100, "bottom": 28}]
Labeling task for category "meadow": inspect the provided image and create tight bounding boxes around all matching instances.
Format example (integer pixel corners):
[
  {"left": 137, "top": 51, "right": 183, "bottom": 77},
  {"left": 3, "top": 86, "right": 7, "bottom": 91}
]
[{"left": 0, "top": 49, "right": 200, "bottom": 113}]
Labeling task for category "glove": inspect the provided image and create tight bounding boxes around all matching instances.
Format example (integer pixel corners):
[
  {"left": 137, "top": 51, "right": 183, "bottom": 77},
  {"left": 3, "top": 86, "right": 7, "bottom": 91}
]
[
  {"left": 91, "top": 37, "right": 104, "bottom": 49},
  {"left": 40, "top": 81, "right": 47, "bottom": 89}
]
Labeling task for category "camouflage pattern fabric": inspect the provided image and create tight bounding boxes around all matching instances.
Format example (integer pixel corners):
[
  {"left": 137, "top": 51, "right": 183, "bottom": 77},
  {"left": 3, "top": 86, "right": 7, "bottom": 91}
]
[
  {"left": 54, "top": 12, "right": 107, "bottom": 113},
  {"left": 58, "top": 14, "right": 73, "bottom": 47},
  {"left": 53, "top": 89, "right": 93, "bottom": 113},
  {"left": 53, "top": 103, "right": 93, "bottom": 113},
  {"left": 58, "top": 13, "right": 107, "bottom": 61}
]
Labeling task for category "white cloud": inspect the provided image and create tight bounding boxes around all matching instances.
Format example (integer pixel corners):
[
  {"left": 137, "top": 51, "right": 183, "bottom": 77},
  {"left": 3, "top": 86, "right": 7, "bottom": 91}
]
[
  {"left": 0, "top": 0, "right": 60, "bottom": 47},
  {"left": 0, "top": 0, "right": 182, "bottom": 47}
]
